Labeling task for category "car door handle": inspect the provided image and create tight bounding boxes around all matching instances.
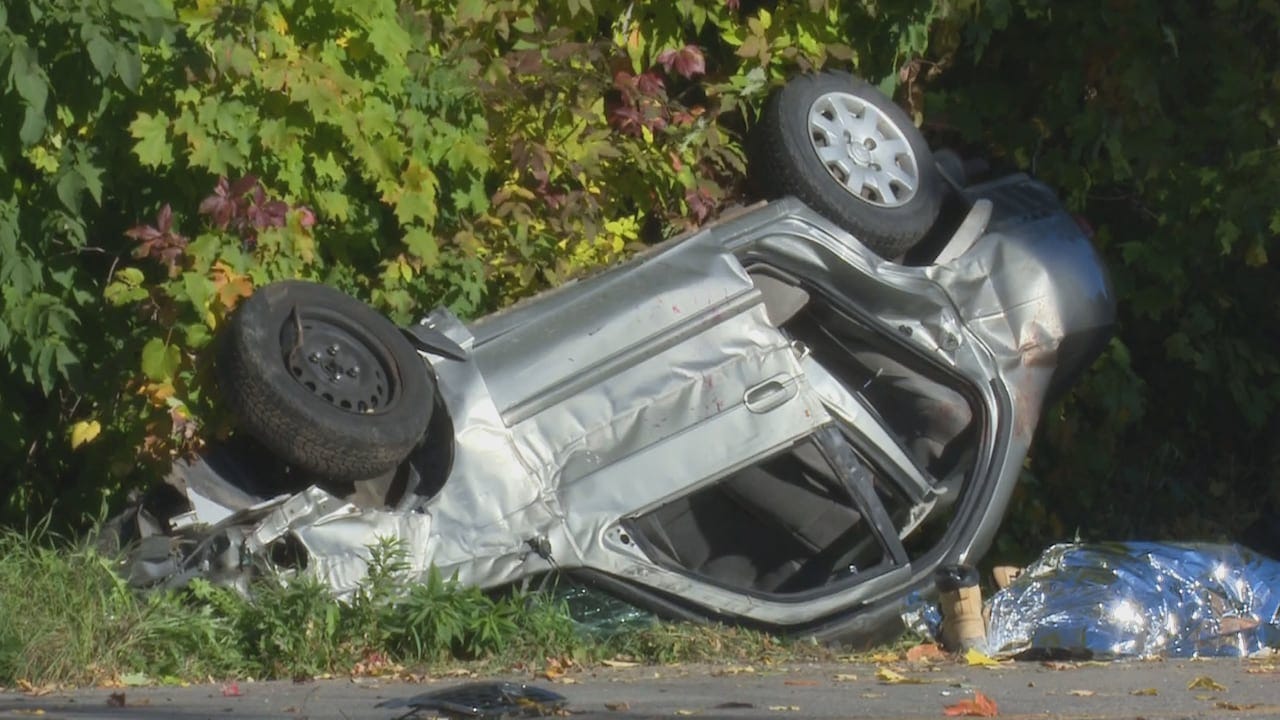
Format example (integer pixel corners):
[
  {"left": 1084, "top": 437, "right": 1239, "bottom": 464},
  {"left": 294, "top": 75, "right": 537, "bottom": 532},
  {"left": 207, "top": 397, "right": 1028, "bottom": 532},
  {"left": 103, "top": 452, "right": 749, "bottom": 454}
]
[{"left": 743, "top": 375, "right": 797, "bottom": 413}]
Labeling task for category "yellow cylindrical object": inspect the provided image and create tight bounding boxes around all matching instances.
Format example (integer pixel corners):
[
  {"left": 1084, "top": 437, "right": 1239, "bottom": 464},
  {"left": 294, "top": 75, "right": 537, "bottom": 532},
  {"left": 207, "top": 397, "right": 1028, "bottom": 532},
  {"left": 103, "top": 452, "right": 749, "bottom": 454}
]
[{"left": 936, "top": 564, "right": 986, "bottom": 652}]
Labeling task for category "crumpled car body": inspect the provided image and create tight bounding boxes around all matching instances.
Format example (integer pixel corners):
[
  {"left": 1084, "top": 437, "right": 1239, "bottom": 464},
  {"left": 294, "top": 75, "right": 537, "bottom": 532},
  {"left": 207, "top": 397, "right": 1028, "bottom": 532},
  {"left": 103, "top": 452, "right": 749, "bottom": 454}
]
[{"left": 127, "top": 171, "right": 1115, "bottom": 644}]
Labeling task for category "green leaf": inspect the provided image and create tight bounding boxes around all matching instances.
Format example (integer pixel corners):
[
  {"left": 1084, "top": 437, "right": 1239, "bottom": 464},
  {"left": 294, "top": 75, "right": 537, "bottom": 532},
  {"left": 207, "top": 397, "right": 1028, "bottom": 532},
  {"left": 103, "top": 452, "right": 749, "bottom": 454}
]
[
  {"left": 86, "top": 34, "right": 116, "bottom": 79},
  {"left": 55, "top": 170, "right": 86, "bottom": 213},
  {"left": 181, "top": 272, "right": 215, "bottom": 314},
  {"left": 20, "top": 106, "right": 47, "bottom": 146},
  {"left": 141, "top": 338, "right": 181, "bottom": 382},
  {"left": 129, "top": 111, "right": 174, "bottom": 167},
  {"left": 10, "top": 43, "right": 48, "bottom": 110},
  {"left": 75, "top": 150, "right": 104, "bottom": 206},
  {"left": 104, "top": 281, "right": 149, "bottom": 306},
  {"left": 184, "top": 323, "right": 212, "bottom": 349},
  {"left": 403, "top": 227, "right": 439, "bottom": 266},
  {"left": 115, "top": 47, "right": 142, "bottom": 92},
  {"left": 456, "top": 0, "right": 488, "bottom": 25},
  {"left": 395, "top": 189, "right": 436, "bottom": 226}
]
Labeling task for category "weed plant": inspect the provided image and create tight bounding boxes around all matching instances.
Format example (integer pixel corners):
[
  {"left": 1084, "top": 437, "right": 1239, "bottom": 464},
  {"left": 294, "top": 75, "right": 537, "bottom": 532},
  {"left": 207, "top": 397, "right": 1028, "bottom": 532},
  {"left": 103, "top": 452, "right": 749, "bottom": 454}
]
[{"left": 0, "top": 531, "right": 824, "bottom": 687}]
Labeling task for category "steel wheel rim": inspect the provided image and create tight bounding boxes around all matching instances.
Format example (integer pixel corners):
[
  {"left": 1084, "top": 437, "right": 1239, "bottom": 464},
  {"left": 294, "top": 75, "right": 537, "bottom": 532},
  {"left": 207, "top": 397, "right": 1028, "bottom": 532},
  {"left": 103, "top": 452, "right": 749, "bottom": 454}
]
[
  {"left": 806, "top": 91, "right": 920, "bottom": 208},
  {"left": 281, "top": 308, "right": 397, "bottom": 415}
]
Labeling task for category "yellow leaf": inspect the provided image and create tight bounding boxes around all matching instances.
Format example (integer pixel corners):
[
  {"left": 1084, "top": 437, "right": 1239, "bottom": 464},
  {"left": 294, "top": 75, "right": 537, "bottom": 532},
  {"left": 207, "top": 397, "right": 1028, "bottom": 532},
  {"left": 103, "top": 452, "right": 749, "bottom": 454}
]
[
  {"left": 1187, "top": 675, "right": 1227, "bottom": 692},
  {"left": 70, "top": 420, "right": 102, "bottom": 449},
  {"left": 1069, "top": 689, "right": 1095, "bottom": 697},
  {"left": 965, "top": 648, "right": 1002, "bottom": 667},
  {"left": 140, "top": 381, "right": 176, "bottom": 408},
  {"left": 1131, "top": 688, "right": 1158, "bottom": 696},
  {"left": 833, "top": 673, "right": 859, "bottom": 682},
  {"left": 876, "top": 668, "right": 924, "bottom": 685}
]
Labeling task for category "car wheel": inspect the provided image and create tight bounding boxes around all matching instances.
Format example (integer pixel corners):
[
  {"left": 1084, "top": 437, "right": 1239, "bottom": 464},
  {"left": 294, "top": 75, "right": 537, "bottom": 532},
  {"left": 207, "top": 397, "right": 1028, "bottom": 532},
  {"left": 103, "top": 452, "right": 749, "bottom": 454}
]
[
  {"left": 217, "top": 280, "right": 434, "bottom": 482},
  {"left": 751, "top": 72, "right": 943, "bottom": 259}
]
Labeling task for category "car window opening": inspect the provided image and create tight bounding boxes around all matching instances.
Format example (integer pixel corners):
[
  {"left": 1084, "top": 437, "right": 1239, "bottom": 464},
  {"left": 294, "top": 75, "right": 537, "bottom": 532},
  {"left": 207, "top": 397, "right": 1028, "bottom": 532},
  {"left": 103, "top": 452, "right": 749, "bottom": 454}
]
[{"left": 622, "top": 271, "right": 983, "bottom": 597}]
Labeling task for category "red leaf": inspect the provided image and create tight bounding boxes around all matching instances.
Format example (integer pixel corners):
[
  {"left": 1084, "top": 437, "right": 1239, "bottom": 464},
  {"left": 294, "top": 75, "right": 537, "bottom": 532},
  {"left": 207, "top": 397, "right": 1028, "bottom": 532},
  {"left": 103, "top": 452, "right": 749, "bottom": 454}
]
[
  {"left": 156, "top": 204, "right": 173, "bottom": 233},
  {"left": 943, "top": 691, "right": 999, "bottom": 717},
  {"left": 229, "top": 174, "right": 259, "bottom": 198},
  {"left": 607, "top": 101, "right": 643, "bottom": 135},
  {"left": 221, "top": 682, "right": 242, "bottom": 697},
  {"left": 656, "top": 45, "right": 706, "bottom": 79},
  {"left": 613, "top": 70, "right": 637, "bottom": 93},
  {"left": 125, "top": 224, "right": 162, "bottom": 242},
  {"left": 199, "top": 183, "right": 235, "bottom": 229},
  {"left": 906, "top": 643, "right": 947, "bottom": 662},
  {"left": 636, "top": 71, "right": 666, "bottom": 96}
]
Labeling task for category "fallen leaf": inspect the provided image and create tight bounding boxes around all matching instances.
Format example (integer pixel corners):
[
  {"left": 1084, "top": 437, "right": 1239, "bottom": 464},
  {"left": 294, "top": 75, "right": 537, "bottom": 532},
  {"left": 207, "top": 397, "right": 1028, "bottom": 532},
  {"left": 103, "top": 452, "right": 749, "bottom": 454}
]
[
  {"left": 965, "top": 648, "right": 1001, "bottom": 667},
  {"left": 943, "top": 690, "right": 999, "bottom": 717},
  {"left": 674, "top": 710, "right": 696, "bottom": 716},
  {"left": 107, "top": 693, "right": 126, "bottom": 707},
  {"left": 16, "top": 680, "right": 53, "bottom": 696},
  {"left": 604, "top": 701, "right": 630, "bottom": 711},
  {"left": 221, "top": 681, "right": 242, "bottom": 697},
  {"left": 601, "top": 659, "right": 639, "bottom": 668},
  {"left": 711, "top": 665, "right": 756, "bottom": 676},
  {"left": 1068, "top": 689, "right": 1095, "bottom": 697},
  {"left": 11, "top": 710, "right": 45, "bottom": 716},
  {"left": 1130, "top": 688, "right": 1158, "bottom": 696},
  {"left": 442, "top": 668, "right": 475, "bottom": 677},
  {"left": 908, "top": 643, "right": 947, "bottom": 662},
  {"left": 1187, "top": 676, "right": 1227, "bottom": 692},
  {"left": 785, "top": 679, "right": 820, "bottom": 687},
  {"left": 877, "top": 668, "right": 926, "bottom": 685},
  {"left": 861, "top": 692, "right": 885, "bottom": 699},
  {"left": 544, "top": 657, "right": 568, "bottom": 680},
  {"left": 1194, "top": 693, "right": 1215, "bottom": 701},
  {"left": 869, "top": 651, "right": 901, "bottom": 663},
  {"left": 833, "top": 673, "right": 859, "bottom": 682},
  {"left": 1215, "top": 701, "right": 1259, "bottom": 710},
  {"left": 767, "top": 705, "right": 800, "bottom": 711}
]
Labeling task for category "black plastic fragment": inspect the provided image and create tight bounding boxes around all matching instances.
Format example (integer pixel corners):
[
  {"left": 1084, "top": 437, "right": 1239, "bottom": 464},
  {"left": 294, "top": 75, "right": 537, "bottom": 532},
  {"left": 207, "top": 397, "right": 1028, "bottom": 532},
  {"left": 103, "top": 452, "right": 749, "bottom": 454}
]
[
  {"left": 376, "top": 681, "right": 567, "bottom": 719},
  {"left": 405, "top": 322, "right": 469, "bottom": 361}
]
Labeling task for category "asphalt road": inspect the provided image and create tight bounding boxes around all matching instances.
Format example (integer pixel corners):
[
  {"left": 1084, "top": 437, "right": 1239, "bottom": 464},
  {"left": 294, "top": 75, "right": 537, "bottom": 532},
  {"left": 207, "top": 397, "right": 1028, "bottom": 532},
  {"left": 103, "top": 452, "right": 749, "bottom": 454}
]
[{"left": 2, "top": 656, "right": 1277, "bottom": 720}]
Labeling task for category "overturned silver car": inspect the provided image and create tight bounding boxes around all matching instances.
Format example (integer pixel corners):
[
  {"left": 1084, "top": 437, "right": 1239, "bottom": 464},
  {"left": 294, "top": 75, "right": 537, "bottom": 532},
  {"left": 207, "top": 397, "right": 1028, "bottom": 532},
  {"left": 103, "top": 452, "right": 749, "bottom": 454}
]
[{"left": 120, "top": 73, "right": 1115, "bottom": 644}]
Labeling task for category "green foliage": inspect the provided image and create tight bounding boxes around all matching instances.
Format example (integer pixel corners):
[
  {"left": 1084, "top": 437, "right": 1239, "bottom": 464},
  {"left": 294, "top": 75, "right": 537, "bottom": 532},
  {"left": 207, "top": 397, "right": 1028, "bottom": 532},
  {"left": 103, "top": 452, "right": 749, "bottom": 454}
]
[
  {"left": 0, "top": 0, "right": 884, "bottom": 527},
  {"left": 3, "top": 530, "right": 774, "bottom": 686},
  {"left": 0, "top": 524, "right": 239, "bottom": 684},
  {"left": 0, "top": 0, "right": 1275, "bottom": 556},
  {"left": 921, "top": 0, "right": 1280, "bottom": 549}
]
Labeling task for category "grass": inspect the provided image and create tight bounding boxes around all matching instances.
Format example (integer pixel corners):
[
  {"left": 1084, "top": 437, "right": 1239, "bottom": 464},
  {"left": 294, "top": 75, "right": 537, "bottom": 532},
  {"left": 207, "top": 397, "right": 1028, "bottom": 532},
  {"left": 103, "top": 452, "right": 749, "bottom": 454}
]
[{"left": 0, "top": 530, "right": 835, "bottom": 687}]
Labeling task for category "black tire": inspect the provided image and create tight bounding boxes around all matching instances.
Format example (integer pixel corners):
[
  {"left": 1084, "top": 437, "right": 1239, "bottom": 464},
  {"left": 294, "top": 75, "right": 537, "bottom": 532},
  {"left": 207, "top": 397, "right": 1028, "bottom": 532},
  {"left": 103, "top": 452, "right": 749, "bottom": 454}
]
[
  {"left": 217, "top": 280, "right": 434, "bottom": 482},
  {"left": 750, "top": 72, "right": 943, "bottom": 259}
]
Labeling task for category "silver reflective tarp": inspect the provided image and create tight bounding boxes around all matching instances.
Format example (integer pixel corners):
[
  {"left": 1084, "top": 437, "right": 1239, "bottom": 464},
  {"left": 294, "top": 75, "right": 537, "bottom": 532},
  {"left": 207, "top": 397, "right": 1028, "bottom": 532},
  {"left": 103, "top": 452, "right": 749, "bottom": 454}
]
[{"left": 986, "top": 542, "right": 1280, "bottom": 658}]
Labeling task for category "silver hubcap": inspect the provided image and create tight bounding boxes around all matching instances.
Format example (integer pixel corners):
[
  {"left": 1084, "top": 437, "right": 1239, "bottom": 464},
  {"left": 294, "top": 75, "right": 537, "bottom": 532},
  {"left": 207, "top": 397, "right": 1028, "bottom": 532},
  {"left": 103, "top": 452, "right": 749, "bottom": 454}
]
[{"left": 807, "top": 91, "right": 920, "bottom": 208}]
